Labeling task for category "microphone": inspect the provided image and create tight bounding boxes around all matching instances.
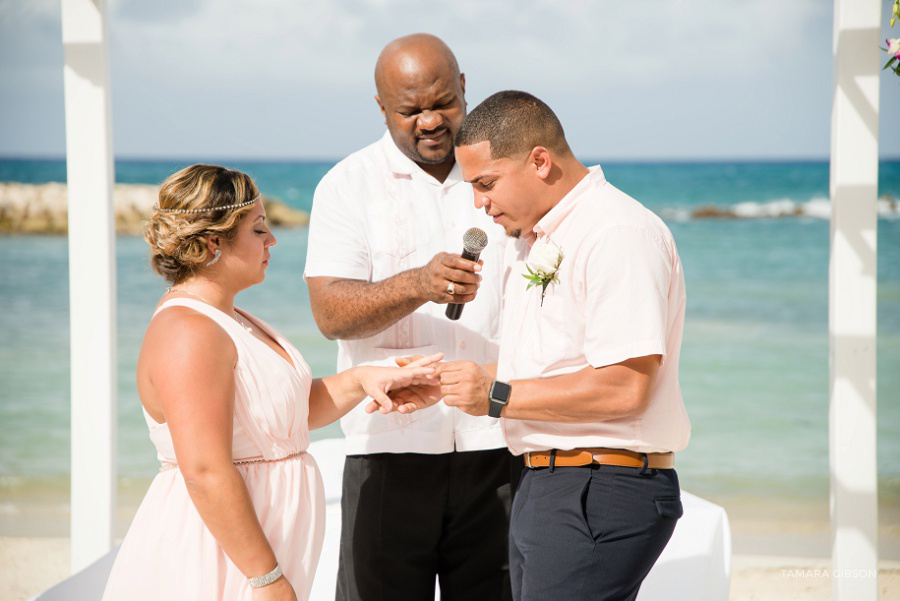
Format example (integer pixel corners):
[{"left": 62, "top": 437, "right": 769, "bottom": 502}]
[{"left": 446, "top": 227, "right": 489, "bottom": 321}]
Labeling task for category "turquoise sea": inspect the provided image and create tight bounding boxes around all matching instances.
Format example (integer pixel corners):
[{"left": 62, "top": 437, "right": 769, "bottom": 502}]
[{"left": 1, "top": 158, "right": 899, "bottom": 542}]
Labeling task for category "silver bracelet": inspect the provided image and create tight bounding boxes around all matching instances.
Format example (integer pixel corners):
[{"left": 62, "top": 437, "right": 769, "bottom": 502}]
[{"left": 248, "top": 564, "right": 283, "bottom": 588}]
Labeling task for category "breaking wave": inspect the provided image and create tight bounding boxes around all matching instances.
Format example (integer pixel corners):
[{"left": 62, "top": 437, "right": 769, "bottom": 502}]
[{"left": 660, "top": 196, "right": 900, "bottom": 221}]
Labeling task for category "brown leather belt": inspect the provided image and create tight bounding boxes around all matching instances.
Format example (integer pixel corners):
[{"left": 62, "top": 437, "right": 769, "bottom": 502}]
[{"left": 524, "top": 448, "right": 675, "bottom": 470}]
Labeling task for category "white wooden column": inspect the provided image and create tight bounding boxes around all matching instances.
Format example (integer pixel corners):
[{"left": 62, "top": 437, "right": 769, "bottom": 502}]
[
  {"left": 61, "top": 0, "right": 117, "bottom": 572},
  {"left": 829, "top": 0, "right": 880, "bottom": 598}
]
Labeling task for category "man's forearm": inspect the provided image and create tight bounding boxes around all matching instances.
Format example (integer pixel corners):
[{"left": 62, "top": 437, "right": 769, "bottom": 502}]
[
  {"left": 308, "top": 270, "right": 427, "bottom": 340},
  {"left": 438, "top": 357, "right": 660, "bottom": 423},
  {"left": 502, "top": 360, "right": 657, "bottom": 422}
]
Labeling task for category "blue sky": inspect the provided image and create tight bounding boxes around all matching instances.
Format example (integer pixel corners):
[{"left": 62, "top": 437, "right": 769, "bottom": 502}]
[{"left": 1, "top": 0, "right": 899, "bottom": 161}]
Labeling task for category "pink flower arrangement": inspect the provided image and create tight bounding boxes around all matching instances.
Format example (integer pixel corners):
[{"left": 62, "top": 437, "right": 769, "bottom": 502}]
[
  {"left": 889, "top": 38, "right": 900, "bottom": 58},
  {"left": 886, "top": 38, "right": 900, "bottom": 77},
  {"left": 885, "top": 1, "right": 900, "bottom": 77}
]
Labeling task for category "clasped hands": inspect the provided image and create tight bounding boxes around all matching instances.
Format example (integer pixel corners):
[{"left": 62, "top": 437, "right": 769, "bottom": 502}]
[{"left": 362, "top": 355, "right": 493, "bottom": 417}]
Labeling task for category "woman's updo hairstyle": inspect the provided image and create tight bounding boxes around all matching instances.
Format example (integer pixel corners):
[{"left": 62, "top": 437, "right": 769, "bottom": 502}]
[{"left": 145, "top": 164, "right": 259, "bottom": 284}]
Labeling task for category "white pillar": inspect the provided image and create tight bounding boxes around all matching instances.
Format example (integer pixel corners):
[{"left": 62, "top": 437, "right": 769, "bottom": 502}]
[
  {"left": 829, "top": 0, "right": 880, "bottom": 598},
  {"left": 61, "top": 0, "right": 117, "bottom": 572}
]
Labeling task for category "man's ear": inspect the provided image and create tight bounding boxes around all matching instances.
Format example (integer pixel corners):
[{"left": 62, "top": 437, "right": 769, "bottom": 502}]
[
  {"left": 530, "top": 147, "right": 553, "bottom": 180},
  {"left": 375, "top": 95, "right": 387, "bottom": 123}
]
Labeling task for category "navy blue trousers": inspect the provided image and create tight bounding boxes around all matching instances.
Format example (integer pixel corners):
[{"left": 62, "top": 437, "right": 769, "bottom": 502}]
[{"left": 509, "top": 464, "right": 682, "bottom": 601}]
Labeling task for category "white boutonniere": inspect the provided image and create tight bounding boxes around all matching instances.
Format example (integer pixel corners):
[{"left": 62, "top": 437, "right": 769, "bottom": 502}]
[{"left": 523, "top": 240, "right": 563, "bottom": 305}]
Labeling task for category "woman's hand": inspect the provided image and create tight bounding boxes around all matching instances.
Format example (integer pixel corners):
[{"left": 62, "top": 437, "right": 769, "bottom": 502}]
[
  {"left": 251, "top": 576, "right": 297, "bottom": 601},
  {"left": 385, "top": 382, "right": 444, "bottom": 414},
  {"left": 359, "top": 353, "right": 443, "bottom": 414}
]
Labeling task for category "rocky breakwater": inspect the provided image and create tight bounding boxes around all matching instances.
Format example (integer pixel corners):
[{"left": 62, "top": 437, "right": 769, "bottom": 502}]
[{"left": 0, "top": 182, "right": 309, "bottom": 235}]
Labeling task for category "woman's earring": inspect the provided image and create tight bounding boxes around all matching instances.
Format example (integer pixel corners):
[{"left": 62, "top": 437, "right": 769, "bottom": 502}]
[{"left": 206, "top": 249, "right": 221, "bottom": 266}]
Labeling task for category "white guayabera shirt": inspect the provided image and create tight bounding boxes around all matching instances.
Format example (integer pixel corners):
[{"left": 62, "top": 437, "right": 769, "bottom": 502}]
[{"left": 305, "top": 132, "right": 508, "bottom": 455}]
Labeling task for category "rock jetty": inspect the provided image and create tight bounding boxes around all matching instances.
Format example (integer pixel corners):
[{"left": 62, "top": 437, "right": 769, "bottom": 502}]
[{"left": 0, "top": 182, "right": 309, "bottom": 235}]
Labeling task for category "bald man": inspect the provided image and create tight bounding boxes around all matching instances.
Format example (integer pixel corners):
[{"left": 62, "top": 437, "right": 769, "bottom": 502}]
[{"left": 304, "top": 34, "right": 519, "bottom": 601}]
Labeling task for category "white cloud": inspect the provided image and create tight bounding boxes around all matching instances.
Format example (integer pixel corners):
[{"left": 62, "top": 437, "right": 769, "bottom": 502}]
[
  {"left": 0, "top": 0, "right": 58, "bottom": 20},
  {"left": 1, "top": 0, "right": 897, "bottom": 158},
  {"left": 104, "top": 0, "right": 829, "bottom": 89},
  {"left": 109, "top": 0, "right": 375, "bottom": 87}
]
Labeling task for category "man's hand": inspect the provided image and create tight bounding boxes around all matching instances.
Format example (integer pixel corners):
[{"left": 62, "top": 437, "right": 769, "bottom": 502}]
[
  {"left": 416, "top": 252, "right": 483, "bottom": 305},
  {"left": 436, "top": 360, "right": 494, "bottom": 416}
]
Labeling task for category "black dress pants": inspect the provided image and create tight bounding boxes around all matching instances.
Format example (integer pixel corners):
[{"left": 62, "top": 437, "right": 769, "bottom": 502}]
[
  {"left": 509, "top": 464, "right": 682, "bottom": 601},
  {"left": 337, "top": 449, "right": 523, "bottom": 601}
]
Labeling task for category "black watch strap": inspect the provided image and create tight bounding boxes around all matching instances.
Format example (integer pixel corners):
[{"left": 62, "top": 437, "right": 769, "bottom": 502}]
[{"left": 488, "top": 380, "right": 511, "bottom": 418}]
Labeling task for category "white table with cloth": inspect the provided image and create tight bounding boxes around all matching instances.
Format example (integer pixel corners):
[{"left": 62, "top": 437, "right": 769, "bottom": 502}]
[{"left": 31, "top": 439, "right": 731, "bottom": 601}]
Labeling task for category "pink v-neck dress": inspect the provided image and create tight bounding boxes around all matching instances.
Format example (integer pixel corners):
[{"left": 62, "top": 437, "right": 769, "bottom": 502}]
[{"left": 102, "top": 298, "right": 326, "bottom": 600}]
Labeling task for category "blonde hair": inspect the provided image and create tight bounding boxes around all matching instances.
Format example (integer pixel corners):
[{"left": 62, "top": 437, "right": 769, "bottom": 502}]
[{"left": 145, "top": 164, "right": 259, "bottom": 284}]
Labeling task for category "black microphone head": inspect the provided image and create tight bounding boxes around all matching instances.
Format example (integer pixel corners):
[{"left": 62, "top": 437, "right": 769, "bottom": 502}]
[{"left": 462, "top": 227, "right": 488, "bottom": 255}]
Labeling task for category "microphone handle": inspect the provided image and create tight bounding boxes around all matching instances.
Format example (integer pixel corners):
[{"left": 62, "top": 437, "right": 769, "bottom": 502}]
[{"left": 446, "top": 248, "right": 482, "bottom": 321}]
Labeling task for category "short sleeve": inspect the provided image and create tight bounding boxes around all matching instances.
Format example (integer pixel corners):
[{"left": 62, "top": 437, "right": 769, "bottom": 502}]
[
  {"left": 582, "top": 225, "right": 672, "bottom": 368},
  {"left": 303, "top": 170, "right": 371, "bottom": 281}
]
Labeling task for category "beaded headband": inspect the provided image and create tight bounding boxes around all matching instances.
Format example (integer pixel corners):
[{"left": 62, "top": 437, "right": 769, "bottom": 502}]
[{"left": 154, "top": 195, "right": 260, "bottom": 214}]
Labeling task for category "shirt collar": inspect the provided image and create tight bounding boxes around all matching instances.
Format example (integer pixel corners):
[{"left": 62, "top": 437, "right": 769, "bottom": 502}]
[
  {"left": 533, "top": 165, "right": 607, "bottom": 240},
  {"left": 380, "top": 131, "right": 463, "bottom": 187}
]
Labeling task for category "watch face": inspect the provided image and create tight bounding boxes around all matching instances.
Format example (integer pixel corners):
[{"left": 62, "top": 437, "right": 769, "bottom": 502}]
[
  {"left": 488, "top": 381, "right": 510, "bottom": 418},
  {"left": 490, "top": 381, "right": 511, "bottom": 402}
]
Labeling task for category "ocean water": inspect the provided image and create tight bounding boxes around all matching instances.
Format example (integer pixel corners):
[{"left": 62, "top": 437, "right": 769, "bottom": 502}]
[{"left": 1, "top": 158, "right": 899, "bottom": 526}]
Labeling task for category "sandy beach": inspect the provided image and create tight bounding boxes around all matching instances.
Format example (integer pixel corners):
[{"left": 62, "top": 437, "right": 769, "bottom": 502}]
[
  {"left": 4, "top": 455, "right": 899, "bottom": 601},
  {"left": 3, "top": 441, "right": 899, "bottom": 601},
  {"left": 3, "top": 536, "right": 899, "bottom": 601}
]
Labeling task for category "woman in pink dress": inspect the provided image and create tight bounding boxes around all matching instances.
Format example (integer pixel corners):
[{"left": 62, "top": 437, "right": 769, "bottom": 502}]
[{"left": 102, "top": 165, "right": 436, "bottom": 601}]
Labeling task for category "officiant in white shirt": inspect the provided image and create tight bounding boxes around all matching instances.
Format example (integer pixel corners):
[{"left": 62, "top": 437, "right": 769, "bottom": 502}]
[{"left": 303, "top": 34, "right": 521, "bottom": 601}]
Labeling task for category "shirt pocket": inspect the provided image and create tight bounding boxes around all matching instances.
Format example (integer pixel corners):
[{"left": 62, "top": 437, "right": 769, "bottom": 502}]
[
  {"left": 368, "top": 201, "right": 415, "bottom": 251},
  {"left": 369, "top": 200, "right": 429, "bottom": 280},
  {"left": 530, "top": 284, "right": 581, "bottom": 371}
]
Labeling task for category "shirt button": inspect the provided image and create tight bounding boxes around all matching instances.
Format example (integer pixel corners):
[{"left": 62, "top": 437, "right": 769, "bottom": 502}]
[{"left": 459, "top": 341, "right": 467, "bottom": 350}]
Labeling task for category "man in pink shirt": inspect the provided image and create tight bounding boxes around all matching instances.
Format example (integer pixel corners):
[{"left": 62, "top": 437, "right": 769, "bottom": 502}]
[{"left": 400, "top": 90, "right": 691, "bottom": 601}]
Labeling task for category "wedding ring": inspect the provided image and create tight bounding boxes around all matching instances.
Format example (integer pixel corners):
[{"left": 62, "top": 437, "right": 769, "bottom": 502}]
[{"left": 446, "top": 282, "right": 456, "bottom": 295}]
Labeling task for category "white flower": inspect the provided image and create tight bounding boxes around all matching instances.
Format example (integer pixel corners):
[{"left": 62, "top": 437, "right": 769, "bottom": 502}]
[
  {"left": 523, "top": 240, "right": 563, "bottom": 305},
  {"left": 528, "top": 240, "right": 563, "bottom": 276},
  {"left": 889, "top": 38, "right": 900, "bottom": 58}
]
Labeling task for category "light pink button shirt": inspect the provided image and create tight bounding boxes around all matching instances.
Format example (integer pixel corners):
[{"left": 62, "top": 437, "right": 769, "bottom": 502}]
[{"left": 497, "top": 166, "right": 691, "bottom": 455}]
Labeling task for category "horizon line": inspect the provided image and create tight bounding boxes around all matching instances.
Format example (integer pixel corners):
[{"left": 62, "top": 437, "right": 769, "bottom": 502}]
[{"left": 3, "top": 154, "right": 900, "bottom": 165}]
